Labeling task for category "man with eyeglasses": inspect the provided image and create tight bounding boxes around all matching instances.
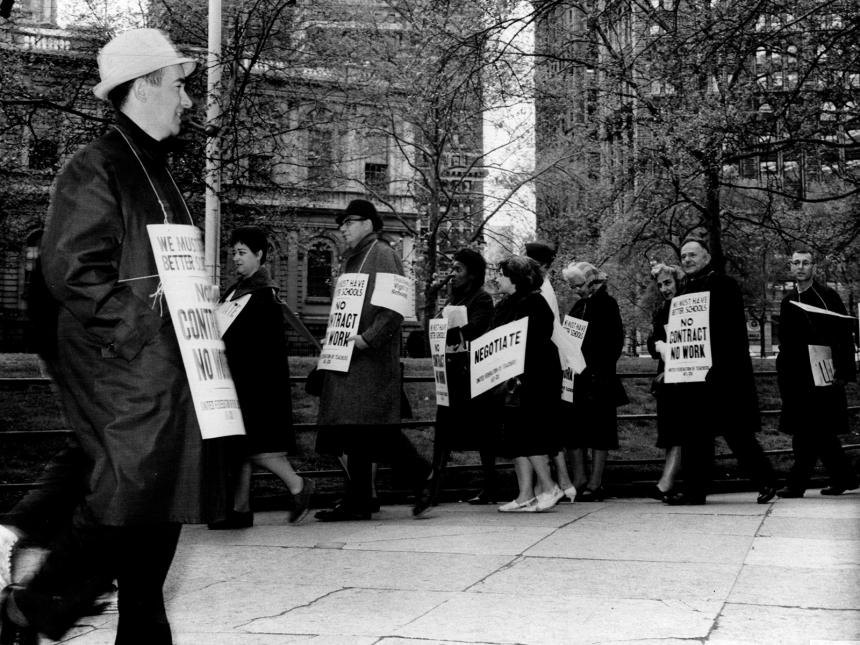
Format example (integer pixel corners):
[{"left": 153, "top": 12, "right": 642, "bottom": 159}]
[
  {"left": 776, "top": 248, "right": 858, "bottom": 498},
  {"left": 314, "top": 199, "right": 432, "bottom": 521}
]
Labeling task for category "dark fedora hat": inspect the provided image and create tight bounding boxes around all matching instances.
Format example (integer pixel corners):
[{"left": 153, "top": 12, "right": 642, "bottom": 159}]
[
  {"left": 336, "top": 199, "right": 383, "bottom": 231},
  {"left": 524, "top": 241, "right": 557, "bottom": 267}
]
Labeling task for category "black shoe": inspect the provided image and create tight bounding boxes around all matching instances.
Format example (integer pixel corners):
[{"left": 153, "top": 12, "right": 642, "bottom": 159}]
[
  {"left": 648, "top": 485, "right": 670, "bottom": 501},
  {"left": 757, "top": 485, "right": 777, "bottom": 504},
  {"left": 776, "top": 487, "right": 804, "bottom": 499},
  {"left": 369, "top": 498, "right": 381, "bottom": 513},
  {"left": 412, "top": 489, "right": 433, "bottom": 519},
  {"left": 577, "top": 486, "right": 606, "bottom": 502},
  {"left": 1, "top": 586, "right": 38, "bottom": 645},
  {"left": 466, "top": 491, "right": 495, "bottom": 505},
  {"left": 314, "top": 504, "right": 372, "bottom": 522},
  {"left": 289, "top": 478, "right": 315, "bottom": 524},
  {"left": 207, "top": 510, "right": 253, "bottom": 530},
  {"left": 820, "top": 485, "right": 853, "bottom": 496},
  {"left": 664, "top": 492, "right": 706, "bottom": 506}
]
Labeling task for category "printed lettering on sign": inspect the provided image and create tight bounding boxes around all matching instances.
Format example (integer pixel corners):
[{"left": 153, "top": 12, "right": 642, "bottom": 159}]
[
  {"left": 664, "top": 292, "right": 712, "bottom": 383},
  {"left": 560, "top": 315, "right": 588, "bottom": 402},
  {"left": 469, "top": 319, "right": 528, "bottom": 398},
  {"left": 318, "top": 273, "right": 369, "bottom": 372},
  {"left": 429, "top": 318, "right": 450, "bottom": 406},
  {"left": 147, "top": 224, "right": 245, "bottom": 440}
]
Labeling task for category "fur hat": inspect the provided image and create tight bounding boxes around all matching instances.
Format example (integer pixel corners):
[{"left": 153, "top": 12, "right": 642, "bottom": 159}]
[{"left": 524, "top": 241, "right": 557, "bottom": 267}]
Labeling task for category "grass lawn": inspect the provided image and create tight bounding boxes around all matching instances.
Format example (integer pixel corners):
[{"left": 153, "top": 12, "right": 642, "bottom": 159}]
[{"left": 2, "top": 352, "right": 858, "bottom": 510}]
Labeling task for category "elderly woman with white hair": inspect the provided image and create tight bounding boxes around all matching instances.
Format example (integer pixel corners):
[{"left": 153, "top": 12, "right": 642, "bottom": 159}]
[
  {"left": 645, "top": 262, "right": 686, "bottom": 500},
  {"left": 561, "top": 261, "right": 626, "bottom": 501}
]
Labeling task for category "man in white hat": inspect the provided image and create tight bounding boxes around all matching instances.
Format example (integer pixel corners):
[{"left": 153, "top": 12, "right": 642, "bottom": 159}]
[{"left": 0, "top": 29, "right": 229, "bottom": 645}]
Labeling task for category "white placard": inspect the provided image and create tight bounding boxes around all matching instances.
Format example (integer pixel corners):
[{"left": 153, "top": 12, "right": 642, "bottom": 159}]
[
  {"left": 370, "top": 272, "right": 414, "bottom": 318},
  {"left": 808, "top": 344, "right": 835, "bottom": 387},
  {"left": 442, "top": 304, "right": 468, "bottom": 329},
  {"left": 318, "top": 273, "right": 369, "bottom": 372},
  {"left": 147, "top": 224, "right": 245, "bottom": 440},
  {"left": 429, "top": 318, "right": 450, "bottom": 406},
  {"left": 790, "top": 300, "right": 857, "bottom": 319},
  {"left": 664, "top": 292, "right": 712, "bottom": 383},
  {"left": 470, "top": 319, "right": 528, "bottom": 398},
  {"left": 214, "top": 293, "right": 251, "bottom": 337},
  {"left": 560, "top": 316, "right": 589, "bottom": 402}
]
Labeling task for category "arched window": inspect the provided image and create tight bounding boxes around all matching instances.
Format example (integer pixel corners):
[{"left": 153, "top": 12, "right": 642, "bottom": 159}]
[{"left": 305, "top": 240, "right": 334, "bottom": 301}]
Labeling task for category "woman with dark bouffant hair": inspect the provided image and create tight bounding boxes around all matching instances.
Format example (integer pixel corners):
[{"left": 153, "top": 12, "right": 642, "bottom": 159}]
[{"left": 492, "top": 256, "right": 564, "bottom": 513}]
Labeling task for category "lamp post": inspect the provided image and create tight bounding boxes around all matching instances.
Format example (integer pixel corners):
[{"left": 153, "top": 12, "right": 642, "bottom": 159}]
[{"left": 204, "top": 0, "right": 222, "bottom": 285}]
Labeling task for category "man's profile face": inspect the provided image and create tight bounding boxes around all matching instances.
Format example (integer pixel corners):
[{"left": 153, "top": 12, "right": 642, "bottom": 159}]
[
  {"left": 680, "top": 242, "right": 710, "bottom": 275},
  {"left": 339, "top": 216, "right": 373, "bottom": 250},
  {"left": 789, "top": 252, "right": 815, "bottom": 283},
  {"left": 141, "top": 64, "right": 192, "bottom": 140}
]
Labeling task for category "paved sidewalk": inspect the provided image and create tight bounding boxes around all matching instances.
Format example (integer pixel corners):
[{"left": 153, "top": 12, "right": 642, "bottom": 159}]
[{"left": 56, "top": 490, "right": 860, "bottom": 645}]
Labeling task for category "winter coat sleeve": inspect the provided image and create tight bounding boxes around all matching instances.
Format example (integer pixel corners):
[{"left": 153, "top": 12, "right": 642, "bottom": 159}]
[
  {"left": 41, "top": 148, "right": 162, "bottom": 361},
  {"left": 360, "top": 243, "right": 405, "bottom": 351}
]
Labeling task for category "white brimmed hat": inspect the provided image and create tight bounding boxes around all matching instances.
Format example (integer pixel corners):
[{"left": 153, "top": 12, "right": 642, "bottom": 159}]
[{"left": 92, "top": 28, "right": 196, "bottom": 101}]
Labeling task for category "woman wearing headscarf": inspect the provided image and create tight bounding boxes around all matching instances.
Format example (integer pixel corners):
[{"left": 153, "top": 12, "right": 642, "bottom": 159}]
[
  {"left": 430, "top": 248, "right": 497, "bottom": 504},
  {"left": 493, "top": 256, "right": 563, "bottom": 512},
  {"left": 562, "top": 261, "right": 626, "bottom": 501},
  {"left": 209, "top": 226, "right": 313, "bottom": 529},
  {"left": 645, "top": 262, "right": 685, "bottom": 500}
]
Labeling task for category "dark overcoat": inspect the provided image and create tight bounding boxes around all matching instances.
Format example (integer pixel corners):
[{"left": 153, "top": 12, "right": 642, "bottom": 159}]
[
  {"left": 493, "top": 290, "right": 561, "bottom": 457},
  {"left": 435, "top": 285, "right": 495, "bottom": 450},
  {"left": 777, "top": 281, "right": 856, "bottom": 435},
  {"left": 221, "top": 267, "right": 296, "bottom": 455},
  {"left": 568, "top": 284, "right": 625, "bottom": 450},
  {"left": 40, "top": 114, "right": 228, "bottom": 525},
  {"left": 317, "top": 232, "right": 404, "bottom": 455},
  {"left": 676, "top": 265, "right": 760, "bottom": 435}
]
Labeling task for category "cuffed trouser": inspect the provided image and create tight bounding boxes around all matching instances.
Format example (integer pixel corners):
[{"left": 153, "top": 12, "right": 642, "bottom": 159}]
[
  {"left": 11, "top": 509, "right": 181, "bottom": 645},
  {"left": 681, "top": 428, "right": 775, "bottom": 499},
  {"left": 787, "top": 431, "right": 857, "bottom": 491},
  {"left": 344, "top": 427, "right": 431, "bottom": 512}
]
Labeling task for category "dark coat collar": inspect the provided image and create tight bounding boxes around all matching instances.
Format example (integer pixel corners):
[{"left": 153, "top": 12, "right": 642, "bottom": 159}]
[{"left": 224, "top": 266, "right": 277, "bottom": 301}]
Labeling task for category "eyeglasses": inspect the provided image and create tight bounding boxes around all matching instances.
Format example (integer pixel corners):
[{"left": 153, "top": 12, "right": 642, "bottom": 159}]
[
  {"left": 339, "top": 217, "right": 366, "bottom": 228},
  {"left": 790, "top": 260, "right": 813, "bottom": 267}
]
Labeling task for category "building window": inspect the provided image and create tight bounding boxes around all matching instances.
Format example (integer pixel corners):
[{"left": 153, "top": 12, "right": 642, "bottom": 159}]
[
  {"left": 307, "top": 127, "right": 333, "bottom": 185},
  {"left": 305, "top": 241, "right": 333, "bottom": 301},
  {"left": 247, "top": 153, "right": 272, "bottom": 184},
  {"left": 28, "top": 137, "right": 58, "bottom": 170},
  {"left": 365, "top": 163, "right": 388, "bottom": 195}
]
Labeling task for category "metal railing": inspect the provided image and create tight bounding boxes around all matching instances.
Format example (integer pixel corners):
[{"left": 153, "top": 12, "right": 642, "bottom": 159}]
[{"left": 2, "top": 372, "right": 858, "bottom": 494}]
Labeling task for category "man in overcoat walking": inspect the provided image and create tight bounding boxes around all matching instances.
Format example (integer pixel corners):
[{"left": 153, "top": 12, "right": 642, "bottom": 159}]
[
  {"left": 776, "top": 248, "right": 858, "bottom": 497},
  {"left": 664, "top": 239, "right": 777, "bottom": 505},
  {"left": 314, "top": 200, "right": 431, "bottom": 521},
  {"left": 0, "top": 29, "right": 228, "bottom": 645}
]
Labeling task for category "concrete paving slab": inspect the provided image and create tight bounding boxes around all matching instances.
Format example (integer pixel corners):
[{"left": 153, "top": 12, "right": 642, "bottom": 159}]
[
  {"left": 472, "top": 556, "right": 740, "bottom": 602},
  {"left": 758, "top": 515, "right": 860, "bottom": 540},
  {"left": 729, "top": 564, "right": 860, "bottom": 610},
  {"left": 245, "top": 588, "right": 457, "bottom": 636},
  {"left": 569, "top": 507, "right": 765, "bottom": 536},
  {"left": 709, "top": 603, "right": 860, "bottom": 645},
  {"left": 168, "top": 544, "right": 512, "bottom": 593},
  {"left": 396, "top": 592, "right": 721, "bottom": 644},
  {"left": 525, "top": 522, "right": 756, "bottom": 564},
  {"left": 746, "top": 535, "right": 860, "bottom": 568},
  {"left": 768, "top": 493, "right": 860, "bottom": 518}
]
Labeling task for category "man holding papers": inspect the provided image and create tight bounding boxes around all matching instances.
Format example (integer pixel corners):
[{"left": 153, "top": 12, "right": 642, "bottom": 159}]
[
  {"left": 315, "top": 200, "right": 431, "bottom": 521},
  {"left": 776, "top": 248, "right": 858, "bottom": 498}
]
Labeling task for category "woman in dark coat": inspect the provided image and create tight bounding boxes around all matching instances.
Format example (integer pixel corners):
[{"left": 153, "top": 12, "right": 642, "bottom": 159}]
[
  {"left": 210, "top": 227, "right": 313, "bottom": 528},
  {"left": 431, "top": 248, "right": 496, "bottom": 504},
  {"left": 493, "top": 256, "right": 563, "bottom": 513},
  {"left": 562, "top": 261, "right": 625, "bottom": 501},
  {"left": 645, "top": 263, "right": 685, "bottom": 500}
]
